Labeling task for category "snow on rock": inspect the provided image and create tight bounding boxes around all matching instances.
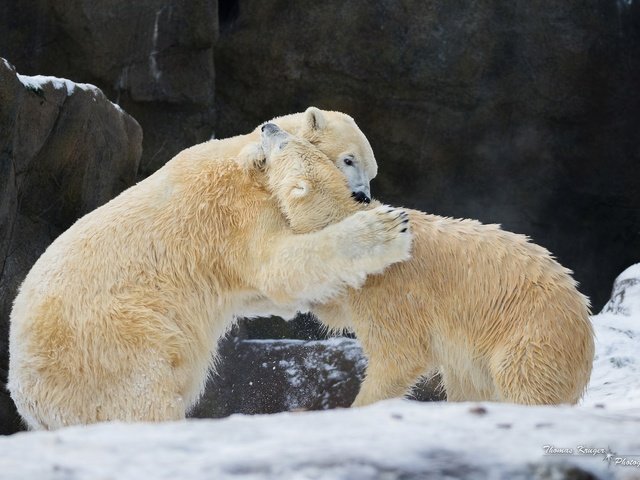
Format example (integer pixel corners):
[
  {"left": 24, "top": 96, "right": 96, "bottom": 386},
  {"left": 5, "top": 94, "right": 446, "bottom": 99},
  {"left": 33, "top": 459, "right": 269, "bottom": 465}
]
[
  {"left": 17, "top": 73, "right": 101, "bottom": 96},
  {"left": 15, "top": 67, "right": 127, "bottom": 115}
]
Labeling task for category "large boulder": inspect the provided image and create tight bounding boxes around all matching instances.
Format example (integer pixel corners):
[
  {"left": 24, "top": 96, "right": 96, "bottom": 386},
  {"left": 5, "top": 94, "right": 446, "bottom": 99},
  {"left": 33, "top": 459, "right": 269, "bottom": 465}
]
[
  {"left": 0, "top": 0, "right": 217, "bottom": 176},
  {"left": 191, "top": 337, "right": 367, "bottom": 418},
  {"left": 0, "top": 58, "right": 142, "bottom": 434},
  {"left": 214, "top": 0, "right": 640, "bottom": 310}
]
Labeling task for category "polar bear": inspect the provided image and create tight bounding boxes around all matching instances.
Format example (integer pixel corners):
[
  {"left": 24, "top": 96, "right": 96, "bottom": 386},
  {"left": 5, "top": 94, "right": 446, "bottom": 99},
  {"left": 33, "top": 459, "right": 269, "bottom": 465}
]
[
  {"left": 7, "top": 120, "right": 410, "bottom": 429},
  {"left": 316, "top": 213, "right": 595, "bottom": 406},
  {"left": 257, "top": 126, "right": 594, "bottom": 406}
]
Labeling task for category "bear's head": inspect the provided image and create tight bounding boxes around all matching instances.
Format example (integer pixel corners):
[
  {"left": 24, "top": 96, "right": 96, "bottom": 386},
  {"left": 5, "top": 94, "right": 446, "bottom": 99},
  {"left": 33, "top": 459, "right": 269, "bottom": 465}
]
[
  {"left": 255, "top": 122, "right": 363, "bottom": 234},
  {"left": 262, "top": 107, "right": 377, "bottom": 204}
]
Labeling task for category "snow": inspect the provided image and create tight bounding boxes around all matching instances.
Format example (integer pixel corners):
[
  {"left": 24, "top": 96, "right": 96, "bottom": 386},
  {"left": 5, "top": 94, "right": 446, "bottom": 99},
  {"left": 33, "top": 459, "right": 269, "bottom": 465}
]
[
  {"left": 16, "top": 71, "right": 130, "bottom": 116},
  {"left": 17, "top": 74, "right": 100, "bottom": 95},
  {"left": 1, "top": 265, "right": 639, "bottom": 479},
  {"left": 1, "top": 401, "right": 639, "bottom": 479}
]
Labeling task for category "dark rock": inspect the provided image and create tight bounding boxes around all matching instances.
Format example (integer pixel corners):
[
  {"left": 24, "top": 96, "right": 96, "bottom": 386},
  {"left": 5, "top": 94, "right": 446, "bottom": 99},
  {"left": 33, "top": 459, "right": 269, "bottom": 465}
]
[
  {"left": 0, "top": 0, "right": 217, "bottom": 176},
  {"left": 236, "top": 312, "right": 332, "bottom": 342},
  {"left": 214, "top": 0, "right": 640, "bottom": 310},
  {"left": 0, "top": 369, "right": 22, "bottom": 435},
  {"left": 0, "top": 58, "right": 142, "bottom": 434},
  {"left": 190, "top": 337, "right": 444, "bottom": 419}
]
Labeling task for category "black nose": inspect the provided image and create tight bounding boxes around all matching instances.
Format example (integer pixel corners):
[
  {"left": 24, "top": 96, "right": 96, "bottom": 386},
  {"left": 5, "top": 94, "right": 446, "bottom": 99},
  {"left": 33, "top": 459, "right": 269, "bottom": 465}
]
[{"left": 352, "top": 191, "right": 371, "bottom": 204}]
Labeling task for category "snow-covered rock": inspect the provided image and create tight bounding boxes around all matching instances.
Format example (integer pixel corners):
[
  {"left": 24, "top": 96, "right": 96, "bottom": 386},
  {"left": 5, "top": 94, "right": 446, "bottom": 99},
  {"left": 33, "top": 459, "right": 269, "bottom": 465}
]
[
  {"left": 602, "top": 264, "right": 640, "bottom": 317},
  {"left": 582, "top": 263, "right": 640, "bottom": 411},
  {"left": 17, "top": 73, "right": 100, "bottom": 96}
]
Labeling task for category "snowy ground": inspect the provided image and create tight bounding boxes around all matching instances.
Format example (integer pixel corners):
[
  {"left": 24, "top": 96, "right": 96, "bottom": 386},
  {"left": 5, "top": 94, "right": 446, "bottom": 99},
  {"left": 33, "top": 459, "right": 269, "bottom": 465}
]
[{"left": 1, "top": 265, "right": 639, "bottom": 479}]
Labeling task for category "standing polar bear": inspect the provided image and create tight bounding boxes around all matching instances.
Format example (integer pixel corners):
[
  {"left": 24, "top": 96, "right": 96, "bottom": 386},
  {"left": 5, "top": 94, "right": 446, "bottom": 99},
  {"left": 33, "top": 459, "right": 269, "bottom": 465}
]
[
  {"left": 8, "top": 113, "right": 409, "bottom": 429},
  {"left": 316, "top": 213, "right": 595, "bottom": 406},
  {"left": 258, "top": 126, "right": 594, "bottom": 406}
]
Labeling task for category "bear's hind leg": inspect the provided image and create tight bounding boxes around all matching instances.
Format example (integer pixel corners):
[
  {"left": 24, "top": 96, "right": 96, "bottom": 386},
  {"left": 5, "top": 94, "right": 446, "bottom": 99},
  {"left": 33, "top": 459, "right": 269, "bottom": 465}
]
[
  {"left": 352, "top": 355, "right": 425, "bottom": 407},
  {"left": 440, "top": 368, "right": 494, "bottom": 402},
  {"left": 490, "top": 346, "right": 569, "bottom": 405}
]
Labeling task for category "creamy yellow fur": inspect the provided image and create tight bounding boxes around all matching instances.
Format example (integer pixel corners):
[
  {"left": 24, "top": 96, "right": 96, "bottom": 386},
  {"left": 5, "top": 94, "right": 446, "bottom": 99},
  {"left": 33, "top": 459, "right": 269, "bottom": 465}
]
[
  {"left": 7, "top": 111, "right": 408, "bottom": 429},
  {"left": 316, "top": 211, "right": 594, "bottom": 406}
]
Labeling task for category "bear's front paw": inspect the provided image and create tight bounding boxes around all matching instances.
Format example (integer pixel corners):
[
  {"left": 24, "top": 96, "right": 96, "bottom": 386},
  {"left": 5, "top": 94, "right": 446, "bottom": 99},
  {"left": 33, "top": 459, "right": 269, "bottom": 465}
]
[{"left": 348, "top": 205, "right": 413, "bottom": 271}]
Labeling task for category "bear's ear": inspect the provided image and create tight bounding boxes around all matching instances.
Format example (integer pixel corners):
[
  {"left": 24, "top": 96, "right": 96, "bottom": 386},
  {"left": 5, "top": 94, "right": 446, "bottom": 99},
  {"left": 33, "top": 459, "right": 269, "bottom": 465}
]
[
  {"left": 289, "top": 179, "right": 311, "bottom": 199},
  {"left": 261, "top": 123, "right": 290, "bottom": 158},
  {"left": 302, "top": 107, "right": 327, "bottom": 132}
]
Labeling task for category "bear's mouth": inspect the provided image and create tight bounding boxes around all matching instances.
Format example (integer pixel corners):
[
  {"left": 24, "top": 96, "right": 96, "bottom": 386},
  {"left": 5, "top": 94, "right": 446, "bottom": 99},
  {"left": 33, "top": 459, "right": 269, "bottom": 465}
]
[{"left": 351, "top": 191, "right": 371, "bottom": 204}]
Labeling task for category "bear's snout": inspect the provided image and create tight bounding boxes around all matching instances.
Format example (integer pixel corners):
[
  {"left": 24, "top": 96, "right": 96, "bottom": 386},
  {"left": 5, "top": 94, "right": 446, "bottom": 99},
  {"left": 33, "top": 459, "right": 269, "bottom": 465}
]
[
  {"left": 261, "top": 123, "right": 278, "bottom": 134},
  {"left": 352, "top": 191, "right": 371, "bottom": 204}
]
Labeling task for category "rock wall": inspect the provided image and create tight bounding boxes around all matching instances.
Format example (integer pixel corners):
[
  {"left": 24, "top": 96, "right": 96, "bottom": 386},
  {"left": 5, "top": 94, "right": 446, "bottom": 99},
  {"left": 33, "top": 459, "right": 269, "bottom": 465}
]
[
  {"left": 0, "top": 59, "right": 142, "bottom": 434},
  {"left": 214, "top": 0, "right": 640, "bottom": 309},
  {"left": 0, "top": 0, "right": 218, "bottom": 176}
]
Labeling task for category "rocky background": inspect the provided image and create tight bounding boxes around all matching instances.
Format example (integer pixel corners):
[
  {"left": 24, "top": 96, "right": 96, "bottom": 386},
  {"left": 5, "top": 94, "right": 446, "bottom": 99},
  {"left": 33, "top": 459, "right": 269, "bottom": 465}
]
[{"left": 0, "top": 0, "right": 639, "bottom": 433}]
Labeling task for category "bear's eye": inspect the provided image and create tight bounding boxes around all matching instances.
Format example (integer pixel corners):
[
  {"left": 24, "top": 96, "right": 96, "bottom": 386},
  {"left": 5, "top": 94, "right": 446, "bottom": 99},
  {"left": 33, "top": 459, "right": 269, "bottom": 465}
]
[{"left": 343, "top": 157, "right": 354, "bottom": 166}]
